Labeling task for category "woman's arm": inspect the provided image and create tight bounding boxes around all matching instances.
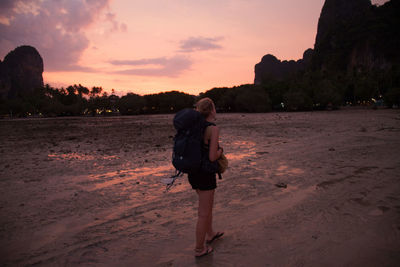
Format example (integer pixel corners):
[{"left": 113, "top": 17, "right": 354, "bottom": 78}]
[{"left": 208, "top": 126, "right": 222, "bottom": 162}]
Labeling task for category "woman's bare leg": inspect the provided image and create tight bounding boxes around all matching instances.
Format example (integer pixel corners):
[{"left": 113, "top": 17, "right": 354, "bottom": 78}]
[
  {"left": 206, "top": 192, "right": 215, "bottom": 239},
  {"left": 196, "top": 189, "right": 215, "bottom": 250}
]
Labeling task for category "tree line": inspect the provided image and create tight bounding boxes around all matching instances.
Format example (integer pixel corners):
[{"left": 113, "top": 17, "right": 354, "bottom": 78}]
[
  {"left": 202, "top": 69, "right": 400, "bottom": 112},
  {"left": 0, "top": 84, "right": 196, "bottom": 117},
  {"left": 0, "top": 68, "right": 399, "bottom": 117}
]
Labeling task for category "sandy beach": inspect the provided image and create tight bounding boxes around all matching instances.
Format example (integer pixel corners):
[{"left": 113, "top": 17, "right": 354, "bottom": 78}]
[{"left": 0, "top": 109, "right": 399, "bottom": 266}]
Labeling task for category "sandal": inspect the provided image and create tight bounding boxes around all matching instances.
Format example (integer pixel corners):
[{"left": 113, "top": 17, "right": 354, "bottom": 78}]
[
  {"left": 206, "top": 232, "right": 224, "bottom": 244},
  {"left": 195, "top": 246, "right": 213, "bottom": 257}
]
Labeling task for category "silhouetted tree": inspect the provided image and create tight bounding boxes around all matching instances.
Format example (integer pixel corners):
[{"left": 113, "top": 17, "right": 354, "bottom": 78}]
[
  {"left": 233, "top": 85, "right": 272, "bottom": 112},
  {"left": 199, "top": 87, "right": 229, "bottom": 110},
  {"left": 118, "top": 93, "right": 145, "bottom": 115},
  {"left": 144, "top": 91, "right": 194, "bottom": 113},
  {"left": 90, "top": 86, "right": 103, "bottom": 97},
  {"left": 384, "top": 87, "right": 400, "bottom": 107}
]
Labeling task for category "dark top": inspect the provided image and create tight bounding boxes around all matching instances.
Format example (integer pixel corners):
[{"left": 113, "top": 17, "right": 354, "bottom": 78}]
[{"left": 187, "top": 123, "right": 217, "bottom": 191}]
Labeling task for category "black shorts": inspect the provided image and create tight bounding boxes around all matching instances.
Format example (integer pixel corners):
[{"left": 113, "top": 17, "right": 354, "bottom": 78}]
[{"left": 188, "top": 172, "right": 216, "bottom": 191}]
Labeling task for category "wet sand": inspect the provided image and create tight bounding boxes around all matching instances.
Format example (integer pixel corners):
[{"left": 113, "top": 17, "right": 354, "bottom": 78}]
[{"left": 0, "top": 109, "right": 399, "bottom": 266}]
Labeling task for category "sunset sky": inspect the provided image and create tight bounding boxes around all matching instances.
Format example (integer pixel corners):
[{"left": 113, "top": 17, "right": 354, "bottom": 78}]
[{"left": 0, "top": 0, "right": 389, "bottom": 96}]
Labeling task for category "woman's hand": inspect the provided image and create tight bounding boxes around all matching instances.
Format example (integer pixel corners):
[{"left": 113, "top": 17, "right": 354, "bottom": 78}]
[
  {"left": 217, "top": 146, "right": 223, "bottom": 158},
  {"left": 208, "top": 126, "right": 221, "bottom": 162}
]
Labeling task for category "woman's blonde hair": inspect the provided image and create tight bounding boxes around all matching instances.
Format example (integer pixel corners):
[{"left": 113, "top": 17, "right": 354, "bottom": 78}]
[{"left": 196, "top": 97, "right": 215, "bottom": 117}]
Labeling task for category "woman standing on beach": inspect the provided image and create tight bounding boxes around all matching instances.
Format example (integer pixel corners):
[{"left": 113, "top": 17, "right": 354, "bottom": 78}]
[{"left": 189, "top": 97, "right": 224, "bottom": 257}]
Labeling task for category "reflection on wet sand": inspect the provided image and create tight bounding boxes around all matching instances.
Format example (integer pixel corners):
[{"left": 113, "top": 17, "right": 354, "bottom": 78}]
[
  {"left": 275, "top": 164, "right": 304, "bottom": 176},
  {"left": 83, "top": 164, "right": 174, "bottom": 191},
  {"left": 48, "top": 152, "right": 118, "bottom": 161},
  {"left": 226, "top": 140, "right": 256, "bottom": 161}
]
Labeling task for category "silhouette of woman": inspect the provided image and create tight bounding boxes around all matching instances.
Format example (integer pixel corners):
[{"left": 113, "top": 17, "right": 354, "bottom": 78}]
[{"left": 188, "top": 97, "right": 224, "bottom": 257}]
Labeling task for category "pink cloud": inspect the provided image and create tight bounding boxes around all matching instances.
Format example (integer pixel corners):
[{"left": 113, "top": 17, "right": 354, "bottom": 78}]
[
  {"left": 0, "top": 0, "right": 125, "bottom": 72},
  {"left": 371, "top": 0, "right": 390, "bottom": 6},
  {"left": 110, "top": 55, "right": 193, "bottom": 77},
  {"left": 179, "top": 36, "right": 223, "bottom": 52},
  {"left": 0, "top": 0, "right": 17, "bottom": 12}
]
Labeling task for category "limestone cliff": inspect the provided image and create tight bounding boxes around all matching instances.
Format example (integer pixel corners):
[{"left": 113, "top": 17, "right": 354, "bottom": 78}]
[
  {"left": 254, "top": 49, "right": 313, "bottom": 85},
  {"left": 313, "top": 0, "right": 399, "bottom": 72},
  {"left": 0, "top": 46, "right": 44, "bottom": 99},
  {"left": 255, "top": 0, "right": 400, "bottom": 84}
]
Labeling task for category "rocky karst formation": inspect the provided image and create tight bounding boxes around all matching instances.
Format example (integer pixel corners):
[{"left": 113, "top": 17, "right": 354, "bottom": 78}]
[
  {"left": 313, "top": 0, "right": 399, "bottom": 72},
  {"left": 255, "top": 0, "right": 400, "bottom": 84},
  {"left": 254, "top": 49, "right": 313, "bottom": 85},
  {"left": 0, "top": 45, "right": 44, "bottom": 99},
  {"left": 315, "top": 0, "right": 371, "bottom": 50}
]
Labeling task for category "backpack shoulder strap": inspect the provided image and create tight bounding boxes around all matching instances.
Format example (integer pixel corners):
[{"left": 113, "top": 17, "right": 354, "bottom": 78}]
[{"left": 202, "top": 121, "right": 216, "bottom": 137}]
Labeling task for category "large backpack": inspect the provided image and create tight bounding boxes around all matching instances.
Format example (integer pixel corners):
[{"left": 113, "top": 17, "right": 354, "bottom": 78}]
[
  {"left": 165, "top": 108, "right": 219, "bottom": 190},
  {"left": 172, "top": 108, "right": 206, "bottom": 173}
]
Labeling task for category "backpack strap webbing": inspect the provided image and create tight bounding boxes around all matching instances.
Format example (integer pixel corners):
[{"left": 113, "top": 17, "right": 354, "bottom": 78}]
[{"left": 166, "top": 170, "right": 184, "bottom": 191}]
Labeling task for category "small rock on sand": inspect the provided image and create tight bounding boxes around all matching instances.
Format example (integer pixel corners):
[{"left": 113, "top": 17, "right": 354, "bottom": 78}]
[{"left": 275, "top": 182, "right": 287, "bottom": 188}]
